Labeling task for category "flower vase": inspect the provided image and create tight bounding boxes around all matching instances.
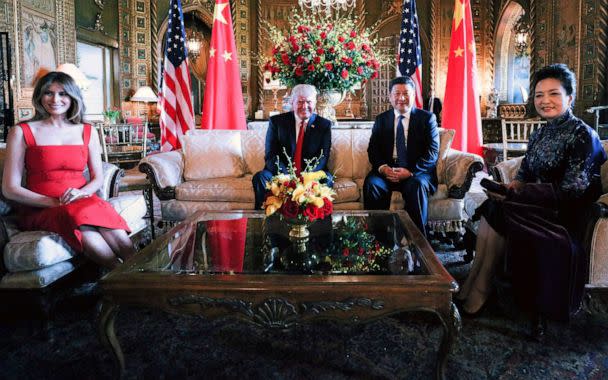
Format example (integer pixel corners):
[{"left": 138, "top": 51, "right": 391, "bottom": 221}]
[
  {"left": 317, "top": 90, "right": 346, "bottom": 125},
  {"left": 287, "top": 219, "right": 310, "bottom": 240}
]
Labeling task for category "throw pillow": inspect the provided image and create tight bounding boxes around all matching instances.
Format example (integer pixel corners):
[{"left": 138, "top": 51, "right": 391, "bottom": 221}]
[{"left": 182, "top": 131, "right": 245, "bottom": 180}]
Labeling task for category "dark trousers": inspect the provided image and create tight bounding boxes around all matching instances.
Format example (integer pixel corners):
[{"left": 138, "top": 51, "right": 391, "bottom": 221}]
[
  {"left": 252, "top": 169, "right": 334, "bottom": 210},
  {"left": 363, "top": 171, "right": 436, "bottom": 237}
]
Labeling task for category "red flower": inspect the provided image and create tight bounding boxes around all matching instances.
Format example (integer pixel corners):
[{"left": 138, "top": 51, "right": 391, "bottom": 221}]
[
  {"left": 307, "top": 64, "right": 315, "bottom": 72},
  {"left": 296, "top": 55, "right": 305, "bottom": 64},
  {"left": 357, "top": 66, "right": 364, "bottom": 75},
  {"left": 303, "top": 204, "right": 322, "bottom": 221},
  {"left": 341, "top": 69, "right": 349, "bottom": 79},
  {"left": 350, "top": 30, "right": 357, "bottom": 38},
  {"left": 289, "top": 180, "right": 297, "bottom": 188},
  {"left": 291, "top": 42, "right": 300, "bottom": 52},
  {"left": 321, "top": 198, "right": 333, "bottom": 216},
  {"left": 328, "top": 47, "right": 335, "bottom": 54},
  {"left": 361, "top": 44, "right": 370, "bottom": 52},
  {"left": 338, "top": 35, "right": 345, "bottom": 43},
  {"left": 325, "top": 63, "right": 333, "bottom": 71},
  {"left": 371, "top": 71, "right": 378, "bottom": 79},
  {"left": 345, "top": 41, "right": 356, "bottom": 50},
  {"left": 303, "top": 43, "right": 312, "bottom": 50},
  {"left": 342, "top": 247, "right": 350, "bottom": 257},
  {"left": 295, "top": 67, "right": 304, "bottom": 76},
  {"left": 341, "top": 57, "right": 353, "bottom": 65},
  {"left": 327, "top": 24, "right": 333, "bottom": 30},
  {"left": 320, "top": 31, "right": 327, "bottom": 39},
  {"left": 281, "top": 54, "right": 291, "bottom": 65},
  {"left": 272, "top": 47, "right": 279, "bottom": 55},
  {"left": 316, "top": 48, "right": 325, "bottom": 55},
  {"left": 358, "top": 247, "right": 365, "bottom": 256},
  {"left": 315, "top": 40, "right": 322, "bottom": 47},
  {"left": 313, "top": 56, "right": 321, "bottom": 64},
  {"left": 281, "top": 199, "right": 299, "bottom": 219}
]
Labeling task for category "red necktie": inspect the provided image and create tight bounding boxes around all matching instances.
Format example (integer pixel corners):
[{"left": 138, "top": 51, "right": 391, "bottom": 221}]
[{"left": 294, "top": 120, "right": 305, "bottom": 174}]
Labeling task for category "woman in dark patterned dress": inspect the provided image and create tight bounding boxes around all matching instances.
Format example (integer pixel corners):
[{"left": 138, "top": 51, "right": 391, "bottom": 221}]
[{"left": 457, "top": 64, "right": 607, "bottom": 337}]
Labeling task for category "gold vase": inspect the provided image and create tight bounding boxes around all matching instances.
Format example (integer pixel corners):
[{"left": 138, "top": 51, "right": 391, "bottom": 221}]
[
  {"left": 316, "top": 90, "right": 346, "bottom": 125},
  {"left": 288, "top": 222, "right": 310, "bottom": 240}
]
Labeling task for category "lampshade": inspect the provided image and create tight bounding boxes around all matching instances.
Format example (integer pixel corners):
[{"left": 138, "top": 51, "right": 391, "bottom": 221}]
[
  {"left": 56, "top": 63, "right": 90, "bottom": 90},
  {"left": 131, "top": 86, "right": 159, "bottom": 103}
]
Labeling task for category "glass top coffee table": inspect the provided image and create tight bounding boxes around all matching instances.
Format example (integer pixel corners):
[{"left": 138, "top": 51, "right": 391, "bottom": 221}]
[{"left": 99, "top": 210, "right": 460, "bottom": 379}]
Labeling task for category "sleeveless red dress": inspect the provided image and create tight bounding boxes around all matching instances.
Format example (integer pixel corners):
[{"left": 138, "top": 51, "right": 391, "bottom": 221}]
[{"left": 17, "top": 123, "right": 130, "bottom": 252}]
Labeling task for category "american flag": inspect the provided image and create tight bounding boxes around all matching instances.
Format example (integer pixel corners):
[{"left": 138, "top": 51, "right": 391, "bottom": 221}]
[
  {"left": 398, "top": 0, "right": 423, "bottom": 109},
  {"left": 159, "top": 0, "right": 194, "bottom": 152}
]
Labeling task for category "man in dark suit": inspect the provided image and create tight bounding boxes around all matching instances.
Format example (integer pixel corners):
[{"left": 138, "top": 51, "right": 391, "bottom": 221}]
[
  {"left": 364, "top": 76, "right": 439, "bottom": 236},
  {"left": 253, "top": 84, "right": 332, "bottom": 209}
]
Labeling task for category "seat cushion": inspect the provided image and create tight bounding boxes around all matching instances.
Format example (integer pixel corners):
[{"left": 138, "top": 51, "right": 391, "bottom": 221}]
[
  {"left": 176, "top": 176, "right": 255, "bottom": 203},
  {"left": 332, "top": 178, "right": 360, "bottom": 203},
  {"left": 182, "top": 131, "right": 245, "bottom": 180},
  {"left": 0, "top": 260, "right": 75, "bottom": 289},
  {"left": 3, "top": 231, "right": 75, "bottom": 272},
  {"left": 108, "top": 193, "right": 148, "bottom": 234}
]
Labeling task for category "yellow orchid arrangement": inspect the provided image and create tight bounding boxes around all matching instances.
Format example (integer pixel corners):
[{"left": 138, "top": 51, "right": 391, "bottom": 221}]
[{"left": 263, "top": 151, "right": 336, "bottom": 222}]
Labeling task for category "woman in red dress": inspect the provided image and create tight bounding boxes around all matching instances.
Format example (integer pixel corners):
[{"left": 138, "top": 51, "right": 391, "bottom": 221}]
[{"left": 2, "top": 71, "right": 135, "bottom": 269}]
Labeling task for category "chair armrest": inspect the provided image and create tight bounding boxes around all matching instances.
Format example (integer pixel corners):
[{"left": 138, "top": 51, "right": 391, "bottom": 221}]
[
  {"left": 138, "top": 151, "right": 184, "bottom": 200},
  {"left": 491, "top": 156, "right": 524, "bottom": 184},
  {"left": 84, "top": 162, "right": 123, "bottom": 200},
  {"left": 443, "top": 149, "right": 484, "bottom": 199},
  {"left": 100, "top": 162, "right": 124, "bottom": 199},
  {"left": 584, "top": 196, "right": 608, "bottom": 285}
]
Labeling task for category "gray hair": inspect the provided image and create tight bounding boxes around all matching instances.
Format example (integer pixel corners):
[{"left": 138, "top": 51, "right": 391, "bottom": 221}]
[{"left": 291, "top": 84, "right": 318, "bottom": 105}]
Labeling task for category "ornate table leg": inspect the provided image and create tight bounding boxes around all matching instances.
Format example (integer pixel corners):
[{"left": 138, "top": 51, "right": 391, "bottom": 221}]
[
  {"left": 98, "top": 300, "right": 124, "bottom": 378},
  {"left": 435, "top": 303, "right": 462, "bottom": 380}
]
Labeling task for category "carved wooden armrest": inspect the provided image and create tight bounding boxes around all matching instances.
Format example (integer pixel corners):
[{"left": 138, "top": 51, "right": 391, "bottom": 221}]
[
  {"left": 443, "top": 149, "right": 484, "bottom": 199},
  {"left": 138, "top": 151, "right": 184, "bottom": 201}
]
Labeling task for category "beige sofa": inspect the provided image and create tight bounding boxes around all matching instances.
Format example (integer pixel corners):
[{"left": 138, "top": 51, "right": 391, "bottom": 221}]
[
  {"left": 480, "top": 140, "right": 608, "bottom": 288},
  {"left": 139, "top": 126, "right": 484, "bottom": 238}
]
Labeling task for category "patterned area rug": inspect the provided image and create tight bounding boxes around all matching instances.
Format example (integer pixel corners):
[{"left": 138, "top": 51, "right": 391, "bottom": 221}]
[{"left": 1, "top": 252, "right": 607, "bottom": 379}]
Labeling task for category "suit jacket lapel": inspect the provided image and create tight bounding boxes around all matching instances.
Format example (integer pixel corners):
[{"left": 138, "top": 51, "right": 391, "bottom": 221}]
[
  {"left": 407, "top": 107, "right": 418, "bottom": 145},
  {"left": 387, "top": 111, "right": 395, "bottom": 148},
  {"left": 289, "top": 112, "right": 297, "bottom": 153}
]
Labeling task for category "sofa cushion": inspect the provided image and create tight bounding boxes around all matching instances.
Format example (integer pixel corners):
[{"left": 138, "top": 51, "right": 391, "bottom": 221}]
[
  {"left": 328, "top": 130, "right": 353, "bottom": 179},
  {"left": 351, "top": 129, "right": 372, "bottom": 180},
  {"left": 436, "top": 128, "right": 455, "bottom": 184},
  {"left": 242, "top": 129, "right": 266, "bottom": 174},
  {"left": 176, "top": 176, "right": 255, "bottom": 203},
  {"left": 0, "top": 260, "right": 75, "bottom": 289},
  {"left": 3, "top": 231, "right": 75, "bottom": 272},
  {"left": 108, "top": 194, "right": 148, "bottom": 234},
  {"left": 182, "top": 131, "right": 245, "bottom": 180},
  {"left": 332, "top": 178, "right": 360, "bottom": 203}
]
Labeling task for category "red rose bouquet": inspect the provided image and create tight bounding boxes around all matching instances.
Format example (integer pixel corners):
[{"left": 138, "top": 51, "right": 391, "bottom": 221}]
[{"left": 262, "top": 11, "right": 387, "bottom": 92}]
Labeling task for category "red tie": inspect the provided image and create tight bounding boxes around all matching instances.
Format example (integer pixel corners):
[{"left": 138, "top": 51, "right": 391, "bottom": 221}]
[{"left": 294, "top": 120, "right": 305, "bottom": 174}]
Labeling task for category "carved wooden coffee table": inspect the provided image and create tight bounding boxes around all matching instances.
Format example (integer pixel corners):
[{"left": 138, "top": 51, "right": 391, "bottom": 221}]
[{"left": 98, "top": 210, "right": 460, "bottom": 379}]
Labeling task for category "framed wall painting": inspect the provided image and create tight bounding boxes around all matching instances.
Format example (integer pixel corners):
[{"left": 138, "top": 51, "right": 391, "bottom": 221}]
[
  {"left": 20, "top": 11, "right": 57, "bottom": 91},
  {"left": 17, "top": 107, "right": 34, "bottom": 121}
]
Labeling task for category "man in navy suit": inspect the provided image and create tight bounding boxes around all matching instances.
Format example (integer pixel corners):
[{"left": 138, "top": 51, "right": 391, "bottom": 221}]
[
  {"left": 364, "top": 76, "right": 439, "bottom": 237},
  {"left": 253, "top": 84, "right": 333, "bottom": 209}
]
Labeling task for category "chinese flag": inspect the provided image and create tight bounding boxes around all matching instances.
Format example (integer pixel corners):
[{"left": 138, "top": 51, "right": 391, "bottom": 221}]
[
  {"left": 201, "top": 0, "right": 246, "bottom": 130},
  {"left": 442, "top": 0, "right": 483, "bottom": 156}
]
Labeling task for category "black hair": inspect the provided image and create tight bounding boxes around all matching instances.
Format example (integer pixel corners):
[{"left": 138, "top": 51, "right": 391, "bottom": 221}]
[
  {"left": 527, "top": 63, "right": 576, "bottom": 116},
  {"left": 389, "top": 76, "right": 415, "bottom": 92}
]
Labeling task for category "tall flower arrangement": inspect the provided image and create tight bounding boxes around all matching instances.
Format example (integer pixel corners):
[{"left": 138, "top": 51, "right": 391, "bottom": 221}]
[{"left": 262, "top": 11, "right": 386, "bottom": 92}]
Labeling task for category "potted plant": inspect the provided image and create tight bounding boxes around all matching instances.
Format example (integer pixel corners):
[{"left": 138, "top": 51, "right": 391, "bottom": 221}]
[{"left": 103, "top": 108, "right": 122, "bottom": 124}]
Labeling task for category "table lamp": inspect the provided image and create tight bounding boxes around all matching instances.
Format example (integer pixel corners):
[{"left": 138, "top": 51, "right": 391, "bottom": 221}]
[
  {"left": 130, "top": 86, "right": 159, "bottom": 157},
  {"left": 262, "top": 71, "right": 286, "bottom": 117}
]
